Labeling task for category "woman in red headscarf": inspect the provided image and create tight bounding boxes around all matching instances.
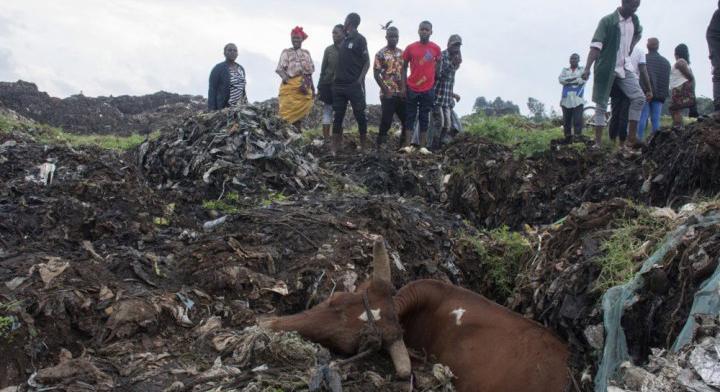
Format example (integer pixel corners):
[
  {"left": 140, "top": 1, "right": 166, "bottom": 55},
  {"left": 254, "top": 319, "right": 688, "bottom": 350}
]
[{"left": 276, "top": 26, "right": 315, "bottom": 131}]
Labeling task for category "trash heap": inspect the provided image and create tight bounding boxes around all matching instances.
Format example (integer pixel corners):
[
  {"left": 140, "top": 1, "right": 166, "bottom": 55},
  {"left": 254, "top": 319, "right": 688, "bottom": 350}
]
[
  {"left": 0, "top": 81, "right": 205, "bottom": 135},
  {"left": 139, "top": 105, "right": 320, "bottom": 199},
  {"left": 610, "top": 315, "right": 720, "bottom": 392},
  {"left": 642, "top": 121, "right": 720, "bottom": 205},
  {"left": 510, "top": 198, "right": 720, "bottom": 391},
  {"left": 443, "top": 135, "right": 625, "bottom": 228}
]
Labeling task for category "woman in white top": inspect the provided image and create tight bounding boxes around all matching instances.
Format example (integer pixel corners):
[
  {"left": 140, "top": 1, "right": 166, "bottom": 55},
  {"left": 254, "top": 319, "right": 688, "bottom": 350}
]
[{"left": 669, "top": 44, "right": 695, "bottom": 129}]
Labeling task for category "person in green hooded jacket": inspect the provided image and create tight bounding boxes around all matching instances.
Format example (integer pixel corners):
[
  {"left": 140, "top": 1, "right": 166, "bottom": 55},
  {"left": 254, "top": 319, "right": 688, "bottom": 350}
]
[{"left": 582, "top": 0, "right": 645, "bottom": 149}]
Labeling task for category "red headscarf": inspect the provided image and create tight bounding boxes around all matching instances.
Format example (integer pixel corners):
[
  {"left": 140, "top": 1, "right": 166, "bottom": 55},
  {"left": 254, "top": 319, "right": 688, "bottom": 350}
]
[{"left": 291, "top": 26, "right": 308, "bottom": 41}]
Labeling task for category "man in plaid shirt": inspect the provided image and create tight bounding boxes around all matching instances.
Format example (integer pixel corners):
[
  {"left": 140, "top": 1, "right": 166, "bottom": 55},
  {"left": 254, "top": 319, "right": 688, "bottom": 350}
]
[{"left": 431, "top": 34, "right": 462, "bottom": 150}]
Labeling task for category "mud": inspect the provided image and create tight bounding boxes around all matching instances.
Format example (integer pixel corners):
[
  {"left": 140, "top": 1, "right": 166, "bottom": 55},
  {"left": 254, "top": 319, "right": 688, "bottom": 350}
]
[{"left": 2, "top": 101, "right": 720, "bottom": 391}]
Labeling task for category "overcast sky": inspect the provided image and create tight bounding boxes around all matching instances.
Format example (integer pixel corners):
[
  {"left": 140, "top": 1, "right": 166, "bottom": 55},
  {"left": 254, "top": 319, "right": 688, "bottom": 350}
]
[{"left": 0, "top": 0, "right": 715, "bottom": 115}]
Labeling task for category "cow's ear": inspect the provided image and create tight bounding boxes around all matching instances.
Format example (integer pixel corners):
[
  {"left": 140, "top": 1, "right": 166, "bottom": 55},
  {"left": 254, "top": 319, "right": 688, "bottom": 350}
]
[{"left": 373, "top": 237, "right": 391, "bottom": 283}]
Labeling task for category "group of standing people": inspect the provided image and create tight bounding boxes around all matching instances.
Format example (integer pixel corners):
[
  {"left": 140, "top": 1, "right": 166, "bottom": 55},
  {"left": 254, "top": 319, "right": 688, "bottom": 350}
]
[
  {"left": 208, "top": 13, "right": 463, "bottom": 155},
  {"left": 559, "top": 0, "right": 720, "bottom": 149}
]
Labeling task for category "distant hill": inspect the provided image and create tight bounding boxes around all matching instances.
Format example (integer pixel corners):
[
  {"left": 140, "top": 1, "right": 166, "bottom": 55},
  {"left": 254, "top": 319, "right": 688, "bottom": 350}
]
[{"left": 0, "top": 80, "right": 205, "bottom": 135}]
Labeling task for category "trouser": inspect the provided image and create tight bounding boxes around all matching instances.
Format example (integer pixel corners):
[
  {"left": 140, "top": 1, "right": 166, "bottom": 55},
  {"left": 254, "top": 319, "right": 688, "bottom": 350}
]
[
  {"left": 429, "top": 106, "right": 452, "bottom": 149},
  {"left": 609, "top": 82, "right": 630, "bottom": 142},
  {"left": 378, "top": 96, "right": 407, "bottom": 144},
  {"left": 561, "top": 105, "right": 583, "bottom": 137},
  {"left": 332, "top": 82, "right": 367, "bottom": 135},
  {"left": 322, "top": 103, "right": 333, "bottom": 126},
  {"left": 405, "top": 89, "right": 435, "bottom": 143},
  {"left": 593, "top": 71, "right": 646, "bottom": 126},
  {"left": 711, "top": 43, "right": 720, "bottom": 110},
  {"left": 638, "top": 100, "right": 663, "bottom": 139}
]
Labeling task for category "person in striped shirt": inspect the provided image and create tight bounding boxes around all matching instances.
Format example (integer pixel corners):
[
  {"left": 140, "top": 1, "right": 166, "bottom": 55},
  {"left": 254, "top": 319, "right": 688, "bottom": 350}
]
[{"left": 208, "top": 43, "right": 247, "bottom": 111}]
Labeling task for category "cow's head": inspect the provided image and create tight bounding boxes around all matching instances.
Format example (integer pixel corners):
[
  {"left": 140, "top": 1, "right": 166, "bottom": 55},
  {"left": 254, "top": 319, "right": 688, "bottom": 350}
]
[{"left": 260, "top": 238, "right": 411, "bottom": 378}]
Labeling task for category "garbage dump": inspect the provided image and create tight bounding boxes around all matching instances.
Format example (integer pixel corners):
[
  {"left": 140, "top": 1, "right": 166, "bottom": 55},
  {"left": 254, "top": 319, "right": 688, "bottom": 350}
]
[{"left": 2, "top": 89, "right": 720, "bottom": 392}]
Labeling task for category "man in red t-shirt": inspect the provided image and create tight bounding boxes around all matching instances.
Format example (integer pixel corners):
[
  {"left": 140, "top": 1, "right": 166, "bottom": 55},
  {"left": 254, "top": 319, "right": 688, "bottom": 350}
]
[{"left": 401, "top": 20, "right": 442, "bottom": 153}]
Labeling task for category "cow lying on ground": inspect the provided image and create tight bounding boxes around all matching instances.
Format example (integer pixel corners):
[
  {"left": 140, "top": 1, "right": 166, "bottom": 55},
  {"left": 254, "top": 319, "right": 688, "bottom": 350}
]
[{"left": 262, "top": 238, "right": 570, "bottom": 392}]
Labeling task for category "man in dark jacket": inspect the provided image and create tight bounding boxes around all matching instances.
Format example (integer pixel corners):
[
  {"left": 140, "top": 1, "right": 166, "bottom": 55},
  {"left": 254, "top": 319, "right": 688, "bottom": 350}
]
[
  {"left": 208, "top": 43, "right": 247, "bottom": 111},
  {"left": 638, "top": 38, "right": 671, "bottom": 138},
  {"left": 709, "top": 1, "right": 720, "bottom": 117}
]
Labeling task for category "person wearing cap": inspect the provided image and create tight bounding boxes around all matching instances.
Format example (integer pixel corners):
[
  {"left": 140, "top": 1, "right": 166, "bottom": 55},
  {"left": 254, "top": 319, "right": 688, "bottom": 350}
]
[
  {"left": 276, "top": 26, "right": 315, "bottom": 131},
  {"left": 430, "top": 34, "right": 462, "bottom": 150},
  {"left": 208, "top": 43, "right": 247, "bottom": 111}
]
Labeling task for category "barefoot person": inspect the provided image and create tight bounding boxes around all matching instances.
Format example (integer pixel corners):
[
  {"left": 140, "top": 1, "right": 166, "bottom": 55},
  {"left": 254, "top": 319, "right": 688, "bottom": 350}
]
[
  {"left": 374, "top": 24, "right": 408, "bottom": 149},
  {"left": 276, "top": 26, "right": 315, "bottom": 131},
  {"left": 318, "top": 25, "right": 345, "bottom": 143},
  {"left": 583, "top": 0, "right": 645, "bottom": 149},
  {"left": 208, "top": 43, "right": 247, "bottom": 111}
]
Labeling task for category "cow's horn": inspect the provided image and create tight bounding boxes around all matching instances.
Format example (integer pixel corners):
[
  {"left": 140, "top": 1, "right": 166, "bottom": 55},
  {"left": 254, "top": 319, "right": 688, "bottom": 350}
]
[
  {"left": 373, "top": 237, "right": 392, "bottom": 283},
  {"left": 387, "top": 339, "right": 412, "bottom": 379}
]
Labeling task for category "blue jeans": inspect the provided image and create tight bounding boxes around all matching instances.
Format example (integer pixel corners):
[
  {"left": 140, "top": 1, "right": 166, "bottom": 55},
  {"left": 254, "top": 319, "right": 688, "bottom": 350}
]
[{"left": 638, "top": 101, "right": 663, "bottom": 140}]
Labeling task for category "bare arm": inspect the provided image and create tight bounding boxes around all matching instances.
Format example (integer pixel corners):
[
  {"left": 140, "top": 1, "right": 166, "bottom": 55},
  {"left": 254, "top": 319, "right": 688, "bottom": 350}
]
[
  {"left": 638, "top": 63, "right": 653, "bottom": 101},
  {"left": 582, "top": 47, "right": 601, "bottom": 80},
  {"left": 582, "top": 48, "right": 601, "bottom": 80},
  {"left": 401, "top": 59, "right": 409, "bottom": 97},
  {"left": 374, "top": 68, "right": 389, "bottom": 98},
  {"left": 676, "top": 60, "right": 694, "bottom": 83},
  {"left": 359, "top": 59, "right": 370, "bottom": 85}
]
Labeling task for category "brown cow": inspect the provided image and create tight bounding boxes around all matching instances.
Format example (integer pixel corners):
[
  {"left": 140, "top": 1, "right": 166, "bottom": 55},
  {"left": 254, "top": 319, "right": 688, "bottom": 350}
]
[
  {"left": 263, "top": 238, "right": 570, "bottom": 392},
  {"left": 395, "top": 279, "right": 570, "bottom": 392},
  {"left": 261, "top": 237, "right": 412, "bottom": 378}
]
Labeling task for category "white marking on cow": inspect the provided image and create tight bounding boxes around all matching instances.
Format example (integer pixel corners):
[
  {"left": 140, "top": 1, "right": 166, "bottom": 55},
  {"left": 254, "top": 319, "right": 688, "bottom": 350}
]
[
  {"left": 450, "top": 308, "right": 466, "bottom": 326},
  {"left": 358, "top": 309, "right": 381, "bottom": 322}
]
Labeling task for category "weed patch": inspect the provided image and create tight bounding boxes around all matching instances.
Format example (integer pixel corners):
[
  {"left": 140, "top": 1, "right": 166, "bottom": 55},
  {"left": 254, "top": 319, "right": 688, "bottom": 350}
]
[{"left": 595, "top": 207, "right": 674, "bottom": 291}]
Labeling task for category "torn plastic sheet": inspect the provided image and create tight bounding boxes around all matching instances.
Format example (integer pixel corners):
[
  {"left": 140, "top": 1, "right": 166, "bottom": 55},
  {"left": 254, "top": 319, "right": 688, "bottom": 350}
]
[
  {"left": 672, "top": 259, "right": 720, "bottom": 352},
  {"left": 689, "top": 341, "right": 720, "bottom": 387},
  {"left": 594, "top": 212, "right": 720, "bottom": 392}
]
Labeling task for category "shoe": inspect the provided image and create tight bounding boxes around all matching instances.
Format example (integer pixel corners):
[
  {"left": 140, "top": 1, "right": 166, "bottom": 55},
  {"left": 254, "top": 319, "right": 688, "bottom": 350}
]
[
  {"left": 399, "top": 146, "right": 415, "bottom": 154},
  {"left": 417, "top": 147, "right": 432, "bottom": 155}
]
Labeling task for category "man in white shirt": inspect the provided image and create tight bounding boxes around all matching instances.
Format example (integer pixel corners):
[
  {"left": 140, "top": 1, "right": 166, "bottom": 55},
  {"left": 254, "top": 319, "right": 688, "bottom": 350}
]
[
  {"left": 608, "top": 46, "right": 652, "bottom": 145},
  {"left": 583, "top": 0, "right": 645, "bottom": 149}
]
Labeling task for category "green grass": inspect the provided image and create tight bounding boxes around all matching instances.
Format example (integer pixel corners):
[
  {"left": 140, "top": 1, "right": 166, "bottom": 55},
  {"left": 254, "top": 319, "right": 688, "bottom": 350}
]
[
  {"left": 203, "top": 192, "right": 242, "bottom": 214},
  {"left": 463, "top": 114, "right": 564, "bottom": 158},
  {"left": 36, "top": 127, "right": 159, "bottom": 151},
  {"left": 0, "top": 111, "right": 158, "bottom": 151},
  {"left": 202, "top": 191, "right": 290, "bottom": 213},
  {"left": 594, "top": 206, "right": 673, "bottom": 291},
  {"left": 0, "top": 300, "right": 22, "bottom": 339},
  {"left": 260, "top": 192, "right": 288, "bottom": 207},
  {"left": 459, "top": 226, "right": 533, "bottom": 298},
  {"left": 0, "top": 316, "right": 11, "bottom": 338}
]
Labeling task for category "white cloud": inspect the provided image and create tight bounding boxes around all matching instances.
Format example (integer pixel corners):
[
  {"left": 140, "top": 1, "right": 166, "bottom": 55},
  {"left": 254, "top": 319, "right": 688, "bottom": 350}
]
[{"left": 0, "top": 0, "right": 715, "bottom": 115}]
